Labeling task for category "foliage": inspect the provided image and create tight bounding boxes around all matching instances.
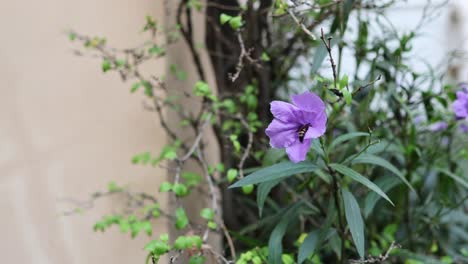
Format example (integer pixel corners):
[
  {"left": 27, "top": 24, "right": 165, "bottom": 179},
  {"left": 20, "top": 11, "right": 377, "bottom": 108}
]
[{"left": 66, "top": 0, "right": 467, "bottom": 263}]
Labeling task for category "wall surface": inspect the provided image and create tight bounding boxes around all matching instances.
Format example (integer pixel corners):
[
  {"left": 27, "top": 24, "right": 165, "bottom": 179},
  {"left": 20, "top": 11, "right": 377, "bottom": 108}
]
[{"left": 0, "top": 1, "right": 168, "bottom": 263}]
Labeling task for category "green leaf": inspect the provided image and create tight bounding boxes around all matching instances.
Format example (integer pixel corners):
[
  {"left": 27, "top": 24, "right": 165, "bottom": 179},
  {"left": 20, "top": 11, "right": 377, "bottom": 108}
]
[
  {"left": 298, "top": 230, "right": 319, "bottom": 264},
  {"left": 200, "top": 208, "right": 214, "bottom": 220},
  {"left": 148, "top": 45, "right": 165, "bottom": 56},
  {"left": 194, "top": 81, "right": 211, "bottom": 96},
  {"left": 229, "top": 16, "right": 243, "bottom": 30},
  {"left": 364, "top": 176, "right": 401, "bottom": 218},
  {"left": 181, "top": 172, "right": 202, "bottom": 187},
  {"left": 102, "top": 59, "right": 111, "bottom": 72},
  {"left": 189, "top": 256, "right": 206, "bottom": 264},
  {"left": 108, "top": 181, "right": 121, "bottom": 192},
  {"left": 207, "top": 221, "right": 217, "bottom": 230},
  {"left": 219, "top": 13, "right": 232, "bottom": 25},
  {"left": 330, "top": 163, "right": 394, "bottom": 206},
  {"left": 119, "top": 220, "right": 130, "bottom": 233},
  {"left": 130, "top": 82, "right": 141, "bottom": 93},
  {"left": 343, "top": 89, "right": 352, "bottom": 105},
  {"left": 311, "top": 43, "right": 328, "bottom": 74},
  {"left": 130, "top": 222, "right": 143, "bottom": 238},
  {"left": 339, "top": 74, "right": 349, "bottom": 89},
  {"left": 257, "top": 178, "right": 282, "bottom": 217},
  {"left": 242, "top": 184, "right": 254, "bottom": 194},
  {"left": 173, "top": 236, "right": 188, "bottom": 250},
  {"left": 435, "top": 168, "right": 468, "bottom": 189},
  {"left": 144, "top": 239, "right": 170, "bottom": 255},
  {"left": 115, "top": 59, "right": 126, "bottom": 68},
  {"left": 141, "top": 221, "right": 152, "bottom": 236},
  {"left": 175, "top": 207, "right": 189, "bottom": 230},
  {"left": 395, "top": 249, "right": 446, "bottom": 264},
  {"left": 229, "top": 161, "right": 318, "bottom": 188},
  {"left": 173, "top": 183, "right": 189, "bottom": 197},
  {"left": 262, "top": 148, "right": 286, "bottom": 166},
  {"left": 268, "top": 202, "right": 303, "bottom": 264},
  {"left": 351, "top": 154, "right": 414, "bottom": 192},
  {"left": 160, "top": 233, "right": 169, "bottom": 243},
  {"left": 261, "top": 52, "right": 271, "bottom": 62},
  {"left": 328, "top": 132, "right": 369, "bottom": 151},
  {"left": 68, "top": 32, "right": 76, "bottom": 41},
  {"left": 159, "top": 181, "right": 172, "bottom": 192},
  {"left": 342, "top": 189, "right": 365, "bottom": 259},
  {"left": 226, "top": 169, "right": 238, "bottom": 183}
]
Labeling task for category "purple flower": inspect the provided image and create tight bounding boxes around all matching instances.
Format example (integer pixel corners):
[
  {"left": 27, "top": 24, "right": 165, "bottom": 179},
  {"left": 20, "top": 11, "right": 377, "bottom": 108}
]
[
  {"left": 265, "top": 92, "right": 327, "bottom": 163},
  {"left": 428, "top": 121, "right": 448, "bottom": 132},
  {"left": 452, "top": 89, "right": 468, "bottom": 121},
  {"left": 460, "top": 123, "right": 468, "bottom": 133}
]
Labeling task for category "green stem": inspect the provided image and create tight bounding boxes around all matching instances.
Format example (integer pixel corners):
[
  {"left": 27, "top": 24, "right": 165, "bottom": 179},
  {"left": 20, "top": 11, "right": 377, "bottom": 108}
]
[{"left": 321, "top": 138, "right": 346, "bottom": 263}]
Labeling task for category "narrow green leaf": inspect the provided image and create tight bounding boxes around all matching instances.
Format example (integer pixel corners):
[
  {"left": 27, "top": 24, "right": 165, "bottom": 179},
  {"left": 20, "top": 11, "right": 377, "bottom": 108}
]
[
  {"left": 342, "top": 189, "right": 365, "bottom": 259},
  {"left": 268, "top": 202, "right": 302, "bottom": 264},
  {"left": 395, "top": 249, "right": 447, "bottom": 264},
  {"left": 311, "top": 139, "right": 325, "bottom": 157},
  {"left": 343, "top": 89, "right": 352, "bottom": 105},
  {"left": 328, "top": 132, "right": 369, "bottom": 151},
  {"left": 262, "top": 148, "right": 286, "bottom": 166},
  {"left": 257, "top": 178, "right": 282, "bottom": 217},
  {"left": 298, "top": 230, "right": 319, "bottom": 264},
  {"left": 436, "top": 168, "right": 468, "bottom": 189},
  {"left": 351, "top": 153, "right": 414, "bottom": 191},
  {"left": 364, "top": 176, "right": 401, "bottom": 218},
  {"left": 330, "top": 163, "right": 394, "bottom": 206},
  {"left": 311, "top": 43, "right": 328, "bottom": 74},
  {"left": 339, "top": 74, "right": 349, "bottom": 89},
  {"left": 229, "top": 161, "right": 317, "bottom": 188}
]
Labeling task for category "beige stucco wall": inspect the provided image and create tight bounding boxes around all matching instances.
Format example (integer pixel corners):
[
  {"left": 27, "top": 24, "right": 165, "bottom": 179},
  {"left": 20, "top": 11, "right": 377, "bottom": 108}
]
[{"left": 0, "top": 1, "right": 169, "bottom": 263}]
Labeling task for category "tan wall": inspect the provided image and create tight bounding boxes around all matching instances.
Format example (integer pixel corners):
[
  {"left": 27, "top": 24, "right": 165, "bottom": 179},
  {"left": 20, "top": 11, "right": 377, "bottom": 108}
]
[{"left": 0, "top": 1, "right": 169, "bottom": 263}]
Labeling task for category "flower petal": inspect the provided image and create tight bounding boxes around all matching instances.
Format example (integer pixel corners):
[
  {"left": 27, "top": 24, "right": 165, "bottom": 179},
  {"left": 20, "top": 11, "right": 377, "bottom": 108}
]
[
  {"left": 305, "top": 110, "right": 327, "bottom": 139},
  {"left": 285, "top": 139, "right": 311, "bottom": 163},
  {"left": 265, "top": 119, "right": 298, "bottom": 148},
  {"left": 452, "top": 94, "right": 468, "bottom": 118},
  {"left": 460, "top": 122, "right": 468, "bottom": 133},
  {"left": 291, "top": 92, "right": 325, "bottom": 113},
  {"left": 270, "top": 101, "right": 300, "bottom": 123},
  {"left": 428, "top": 121, "right": 448, "bottom": 132}
]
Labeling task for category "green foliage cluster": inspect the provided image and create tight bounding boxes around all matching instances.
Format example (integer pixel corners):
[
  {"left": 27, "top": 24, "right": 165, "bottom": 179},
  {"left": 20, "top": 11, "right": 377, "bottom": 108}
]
[{"left": 67, "top": 0, "right": 467, "bottom": 263}]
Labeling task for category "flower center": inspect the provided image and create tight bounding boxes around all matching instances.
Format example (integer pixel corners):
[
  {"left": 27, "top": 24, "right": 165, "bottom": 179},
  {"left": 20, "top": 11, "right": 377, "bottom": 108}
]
[{"left": 296, "top": 124, "right": 310, "bottom": 143}]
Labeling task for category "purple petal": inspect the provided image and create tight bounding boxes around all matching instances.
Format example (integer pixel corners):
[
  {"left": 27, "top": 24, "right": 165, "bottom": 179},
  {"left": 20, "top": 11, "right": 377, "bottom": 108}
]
[
  {"left": 270, "top": 101, "right": 300, "bottom": 123},
  {"left": 460, "top": 122, "right": 468, "bottom": 133},
  {"left": 413, "top": 115, "right": 426, "bottom": 125},
  {"left": 452, "top": 92, "right": 468, "bottom": 118},
  {"left": 286, "top": 139, "right": 312, "bottom": 163},
  {"left": 428, "top": 121, "right": 448, "bottom": 132},
  {"left": 291, "top": 92, "right": 325, "bottom": 113},
  {"left": 305, "top": 110, "right": 327, "bottom": 139},
  {"left": 265, "top": 119, "right": 298, "bottom": 148}
]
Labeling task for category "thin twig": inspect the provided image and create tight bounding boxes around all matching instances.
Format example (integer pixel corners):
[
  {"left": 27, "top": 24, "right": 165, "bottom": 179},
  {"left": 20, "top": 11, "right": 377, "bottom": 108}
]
[
  {"left": 228, "top": 31, "right": 260, "bottom": 82},
  {"left": 235, "top": 114, "right": 253, "bottom": 178},
  {"left": 286, "top": 8, "right": 317, "bottom": 40},
  {"left": 350, "top": 241, "right": 401, "bottom": 263},
  {"left": 320, "top": 28, "right": 338, "bottom": 89}
]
